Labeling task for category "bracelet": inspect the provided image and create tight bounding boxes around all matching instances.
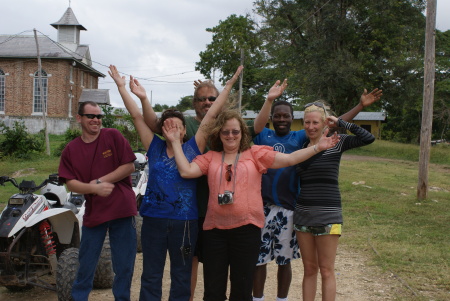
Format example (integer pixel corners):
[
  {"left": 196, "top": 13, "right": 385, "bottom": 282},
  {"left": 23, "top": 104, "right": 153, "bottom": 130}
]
[{"left": 313, "top": 145, "right": 319, "bottom": 153}]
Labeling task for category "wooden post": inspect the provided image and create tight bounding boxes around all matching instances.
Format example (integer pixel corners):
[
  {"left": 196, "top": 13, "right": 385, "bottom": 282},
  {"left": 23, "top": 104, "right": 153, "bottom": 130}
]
[
  {"left": 34, "top": 29, "right": 51, "bottom": 156},
  {"left": 239, "top": 48, "right": 244, "bottom": 112},
  {"left": 417, "top": 0, "right": 437, "bottom": 200}
]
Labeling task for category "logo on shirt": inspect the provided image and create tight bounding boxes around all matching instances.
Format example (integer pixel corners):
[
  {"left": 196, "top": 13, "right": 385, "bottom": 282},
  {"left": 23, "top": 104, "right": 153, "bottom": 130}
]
[
  {"left": 273, "top": 143, "right": 286, "bottom": 153},
  {"left": 102, "top": 149, "right": 112, "bottom": 158}
]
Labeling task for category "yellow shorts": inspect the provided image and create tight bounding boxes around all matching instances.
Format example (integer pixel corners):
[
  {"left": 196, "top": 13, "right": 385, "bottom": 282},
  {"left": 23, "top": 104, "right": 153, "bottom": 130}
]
[{"left": 294, "top": 224, "right": 342, "bottom": 236}]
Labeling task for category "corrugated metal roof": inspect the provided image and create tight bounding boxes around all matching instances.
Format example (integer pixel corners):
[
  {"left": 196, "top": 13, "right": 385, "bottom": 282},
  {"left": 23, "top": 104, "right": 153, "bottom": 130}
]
[
  {"left": 352, "top": 111, "right": 386, "bottom": 121},
  {"left": 51, "top": 7, "right": 87, "bottom": 30},
  {"left": 0, "top": 35, "right": 82, "bottom": 59},
  {"left": 79, "top": 89, "right": 110, "bottom": 105},
  {"left": 113, "top": 108, "right": 385, "bottom": 121}
]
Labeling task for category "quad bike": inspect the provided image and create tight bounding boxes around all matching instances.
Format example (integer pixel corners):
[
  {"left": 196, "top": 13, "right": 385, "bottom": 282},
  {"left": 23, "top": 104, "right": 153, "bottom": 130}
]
[
  {"left": 131, "top": 150, "right": 148, "bottom": 252},
  {"left": 0, "top": 175, "right": 113, "bottom": 300}
]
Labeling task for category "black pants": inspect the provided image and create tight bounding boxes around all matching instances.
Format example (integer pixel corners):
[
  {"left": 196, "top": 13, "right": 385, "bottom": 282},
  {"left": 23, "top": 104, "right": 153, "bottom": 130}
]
[{"left": 203, "top": 224, "right": 261, "bottom": 301}]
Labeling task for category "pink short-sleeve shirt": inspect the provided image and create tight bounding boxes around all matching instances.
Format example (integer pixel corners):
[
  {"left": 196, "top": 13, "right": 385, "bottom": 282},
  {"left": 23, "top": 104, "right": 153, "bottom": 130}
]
[{"left": 193, "top": 145, "right": 277, "bottom": 230}]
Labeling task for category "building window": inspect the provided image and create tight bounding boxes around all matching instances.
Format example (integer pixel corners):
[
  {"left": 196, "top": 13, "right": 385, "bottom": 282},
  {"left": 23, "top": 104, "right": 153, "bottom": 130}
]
[
  {"left": 33, "top": 70, "right": 48, "bottom": 113},
  {"left": 0, "top": 69, "right": 5, "bottom": 112}
]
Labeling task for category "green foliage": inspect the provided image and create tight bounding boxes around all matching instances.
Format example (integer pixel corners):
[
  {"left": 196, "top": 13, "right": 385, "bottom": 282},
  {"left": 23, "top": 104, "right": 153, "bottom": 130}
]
[
  {"left": 195, "top": 14, "right": 270, "bottom": 110},
  {"left": 174, "top": 96, "right": 193, "bottom": 112},
  {"left": 100, "top": 104, "right": 116, "bottom": 128},
  {"left": 53, "top": 127, "right": 82, "bottom": 157},
  {"left": 0, "top": 120, "right": 44, "bottom": 159},
  {"left": 153, "top": 103, "right": 169, "bottom": 112}
]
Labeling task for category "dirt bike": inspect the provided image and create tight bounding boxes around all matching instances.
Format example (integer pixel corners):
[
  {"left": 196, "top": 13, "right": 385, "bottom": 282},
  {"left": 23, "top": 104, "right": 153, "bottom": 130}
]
[
  {"left": 0, "top": 175, "right": 113, "bottom": 300},
  {"left": 131, "top": 149, "right": 148, "bottom": 252}
]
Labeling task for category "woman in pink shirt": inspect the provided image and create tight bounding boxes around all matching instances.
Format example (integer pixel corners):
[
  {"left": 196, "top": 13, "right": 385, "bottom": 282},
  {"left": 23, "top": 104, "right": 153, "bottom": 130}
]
[{"left": 164, "top": 110, "right": 338, "bottom": 301}]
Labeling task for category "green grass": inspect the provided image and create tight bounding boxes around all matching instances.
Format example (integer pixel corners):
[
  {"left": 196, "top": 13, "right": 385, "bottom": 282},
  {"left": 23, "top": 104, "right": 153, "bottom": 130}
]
[
  {"left": 0, "top": 137, "right": 449, "bottom": 300},
  {"left": 346, "top": 139, "right": 450, "bottom": 165},
  {"left": 339, "top": 155, "right": 449, "bottom": 300}
]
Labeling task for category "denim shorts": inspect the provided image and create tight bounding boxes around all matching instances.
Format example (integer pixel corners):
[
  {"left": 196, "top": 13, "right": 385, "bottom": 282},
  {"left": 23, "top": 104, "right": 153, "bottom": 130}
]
[{"left": 294, "top": 223, "right": 342, "bottom": 236}]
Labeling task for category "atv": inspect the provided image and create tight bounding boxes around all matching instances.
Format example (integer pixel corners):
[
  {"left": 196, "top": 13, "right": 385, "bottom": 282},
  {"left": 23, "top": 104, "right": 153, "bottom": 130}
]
[
  {"left": 131, "top": 150, "right": 148, "bottom": 252},
  {"left": 0, "top": 174, "right": 113, "bottom": 300}
]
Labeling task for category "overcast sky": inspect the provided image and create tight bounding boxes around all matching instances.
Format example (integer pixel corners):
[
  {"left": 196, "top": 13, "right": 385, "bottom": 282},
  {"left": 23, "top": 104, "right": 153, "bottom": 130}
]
[{"left": 3, "top": 0, "right": 450, "bottom": 108}]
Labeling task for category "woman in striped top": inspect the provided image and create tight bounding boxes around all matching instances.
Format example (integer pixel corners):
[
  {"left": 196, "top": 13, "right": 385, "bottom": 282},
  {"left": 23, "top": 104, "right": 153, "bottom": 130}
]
[{"left": 294, "top": 102, "right": 375, "bottom": 301}]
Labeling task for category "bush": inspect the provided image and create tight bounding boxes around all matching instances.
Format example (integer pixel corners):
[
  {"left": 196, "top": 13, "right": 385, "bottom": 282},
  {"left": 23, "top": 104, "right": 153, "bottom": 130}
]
[
  {"left": 54, "top": 128, "right": 82, "bottom": 157},
  {"left": 0, "top": 120, "right": 44, "bottom": 159}
]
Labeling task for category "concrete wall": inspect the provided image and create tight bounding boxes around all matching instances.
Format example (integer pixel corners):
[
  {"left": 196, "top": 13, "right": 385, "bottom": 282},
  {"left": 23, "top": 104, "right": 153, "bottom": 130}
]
[{"left": 0, "top": 115, "right": 76, "bottom": 134}]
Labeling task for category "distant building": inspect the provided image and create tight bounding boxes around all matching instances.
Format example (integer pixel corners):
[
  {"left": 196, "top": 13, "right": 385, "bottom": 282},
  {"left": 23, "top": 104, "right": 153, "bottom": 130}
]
[
  {"left": 0, "top": 7, "right": 106, "bottom": 134},
  {"left": 115, "top": 108, "right": 386, "bottom": 139}
]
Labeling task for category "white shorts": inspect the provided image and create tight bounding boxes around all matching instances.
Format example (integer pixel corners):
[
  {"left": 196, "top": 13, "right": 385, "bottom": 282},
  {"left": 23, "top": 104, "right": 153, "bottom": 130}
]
[{"left": 256, "top": 204, "right": 300, "bottom": 266}]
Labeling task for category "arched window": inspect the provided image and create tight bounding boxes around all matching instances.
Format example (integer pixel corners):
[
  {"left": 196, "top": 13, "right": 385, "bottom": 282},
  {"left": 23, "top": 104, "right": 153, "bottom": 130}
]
[{"left": 33, "top": 69, "right": 48, "bottom": 113}]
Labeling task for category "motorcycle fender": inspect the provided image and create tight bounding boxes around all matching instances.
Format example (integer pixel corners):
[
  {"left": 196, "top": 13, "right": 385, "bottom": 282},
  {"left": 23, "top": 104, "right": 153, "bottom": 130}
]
[{"left": 27, "top": 209, "right": 79, "bottom": 244}]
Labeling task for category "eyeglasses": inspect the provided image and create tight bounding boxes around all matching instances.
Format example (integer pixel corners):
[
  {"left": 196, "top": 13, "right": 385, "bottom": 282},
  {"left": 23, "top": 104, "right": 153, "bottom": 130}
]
[
  {"left": 304, "top": 102, "right": 325, "bottom": 109},
  {"left": 220, "top": 129, "right": 241, "bottom": 136},
  {"left": 79, "top": 114, "right": 104, "bottom": 119},
  {"left": 194, "top": 96, "right": 217, "bottom": 102},
  {"left": 225, "top": 164, "right": 232, "bottom": 181}
]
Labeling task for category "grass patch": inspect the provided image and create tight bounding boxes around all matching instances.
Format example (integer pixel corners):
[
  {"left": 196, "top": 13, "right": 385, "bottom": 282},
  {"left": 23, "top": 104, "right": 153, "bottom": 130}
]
[
  {"left": 346, "top": 139, "right": 450, "bottom": 165},
  {"left": 339, "top": 157, "right": 450, "bottom": 300}
]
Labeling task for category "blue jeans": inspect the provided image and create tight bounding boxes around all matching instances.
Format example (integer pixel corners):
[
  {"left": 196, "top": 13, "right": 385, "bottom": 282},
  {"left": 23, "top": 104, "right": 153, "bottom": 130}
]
[
  {"left": 140, "top": 217, "right": 198, "bottom": 301},
  {"left": 203, "top": 224, "right": 261, "bottom": 301},
  {"left": 72, "top": 216, "right": 137, "bottom": 301}
]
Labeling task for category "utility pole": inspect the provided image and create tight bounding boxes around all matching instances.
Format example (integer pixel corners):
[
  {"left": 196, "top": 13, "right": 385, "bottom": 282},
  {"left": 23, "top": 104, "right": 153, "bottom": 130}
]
[
  {"left": 239, "top": 49, "right": 244, "bottom": 112},
  {"left": 34, "top": 29, "right": 51, "bottom": 156},
  {"left": 417, "top": 0, "right": 437, "bottom": 200}
]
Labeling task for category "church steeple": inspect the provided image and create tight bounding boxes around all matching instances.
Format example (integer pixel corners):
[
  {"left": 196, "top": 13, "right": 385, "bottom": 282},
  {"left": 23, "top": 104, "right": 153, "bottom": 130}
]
[{"left": 51, "top": 7, "right": 86, "bottom": 52}]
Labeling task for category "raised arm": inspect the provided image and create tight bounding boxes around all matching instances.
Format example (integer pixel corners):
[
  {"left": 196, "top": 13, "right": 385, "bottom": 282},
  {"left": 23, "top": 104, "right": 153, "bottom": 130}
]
[
  {"left": 270, "top": 129, "right": 339, "bottom": 169},
  {"left": 195, "top": 65, "right": 244, "bottom": 152},
  {"left": 129, "top": 76, "right": 159, "bottom": 133},
  {"left": 108, "top": 65, "right": 153, "bottom": 150},
  {"left": 339, "top": 88, "right": 383, "bottom": 122},
  {"left": 163, "top": 119, "right": 203, "bottom": 178},
  {"left": 253, "top": 79, "right": 288, "bottom": 134}
]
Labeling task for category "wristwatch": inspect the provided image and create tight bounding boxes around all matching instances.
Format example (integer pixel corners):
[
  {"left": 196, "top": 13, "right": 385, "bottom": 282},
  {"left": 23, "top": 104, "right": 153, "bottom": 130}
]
[{"left": 96, "top": 179, "right": 102, "bottom": 184}]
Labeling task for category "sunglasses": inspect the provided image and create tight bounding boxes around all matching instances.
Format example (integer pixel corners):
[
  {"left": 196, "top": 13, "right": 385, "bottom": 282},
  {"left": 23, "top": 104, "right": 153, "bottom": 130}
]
[
  {"left": 225, "top": 164, "right": 232, "bottom": 182},
  {"left": 304, "top": 102, "right": 325, "bottom": 109},
  {"left": 195, "top": 96, "right": 217, "bottom": 102},
  {"left": 220, "top": 129, "right": 241, "bottom": 136},
  {"left": 79, "top": 114, "right": 104, "bottom": 119}
]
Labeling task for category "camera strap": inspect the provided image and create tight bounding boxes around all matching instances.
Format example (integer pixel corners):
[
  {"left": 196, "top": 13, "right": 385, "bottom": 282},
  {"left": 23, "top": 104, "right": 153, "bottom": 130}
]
[{"left": 219, "top": 151, "right": 240, "bottom": 194}]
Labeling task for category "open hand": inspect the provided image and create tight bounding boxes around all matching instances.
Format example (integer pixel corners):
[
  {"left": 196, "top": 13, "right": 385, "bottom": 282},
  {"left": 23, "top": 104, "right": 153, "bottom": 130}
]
[
  {"left": 360, "top": 88, "right": 383, "bottom": 108},
  {"left": 162, "top": 118, "right": 182, "bottom": 143},
  {"left": 326, "top": 116, "right": 339, "bottom": 129},
  {"left": 224, "top": 65, "right": 244, "bottom": 87},
  {"left": 108, "top": 65, "right": 126, "bottom": 88},
  {"left": 194, "top": 79, "right": 203, "bottom": 88},
  {"left": 267, "top": 79, "right": 288, "bottom": 102},
  {"left": 129, "top": 76, "right": 147, "bottom": 99},
  {"left": 317, "top": 129, "right": 339, "bottom": 152}
]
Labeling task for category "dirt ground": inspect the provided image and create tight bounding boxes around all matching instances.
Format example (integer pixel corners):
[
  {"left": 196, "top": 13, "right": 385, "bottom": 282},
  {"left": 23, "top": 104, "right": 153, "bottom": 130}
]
[
  {"left": 0, "top": 243, "right": 408, "bottom": 300},
  {"left": 0, "top": 155, "right": 420, "bottom": 300}
]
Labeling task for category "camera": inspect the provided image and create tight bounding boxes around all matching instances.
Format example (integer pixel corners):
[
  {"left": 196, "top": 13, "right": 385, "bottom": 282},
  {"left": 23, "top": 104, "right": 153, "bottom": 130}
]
[{"left": 218, "top": 190, "right": 234, "bottom": 205}]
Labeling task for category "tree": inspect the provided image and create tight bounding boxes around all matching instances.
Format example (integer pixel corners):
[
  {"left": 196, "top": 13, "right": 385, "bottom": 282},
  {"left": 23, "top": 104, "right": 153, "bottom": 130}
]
[
  {"left": 251, "top": 0, "right": 428, "bottom": 142},
  {"left": 434, "top": 30, "right": 450, "bottom": 141},
  {"left": 175, "top": 96, "right": 193, "bottom": 112},
  {"left": 195, "top": 14, "right": 273, "bottom": 110}
]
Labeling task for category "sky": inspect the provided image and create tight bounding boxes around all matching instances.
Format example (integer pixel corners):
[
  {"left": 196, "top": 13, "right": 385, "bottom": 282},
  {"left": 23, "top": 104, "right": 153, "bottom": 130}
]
[{"left": 3, "top": 0, "right": 450, "bottom": 108}]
